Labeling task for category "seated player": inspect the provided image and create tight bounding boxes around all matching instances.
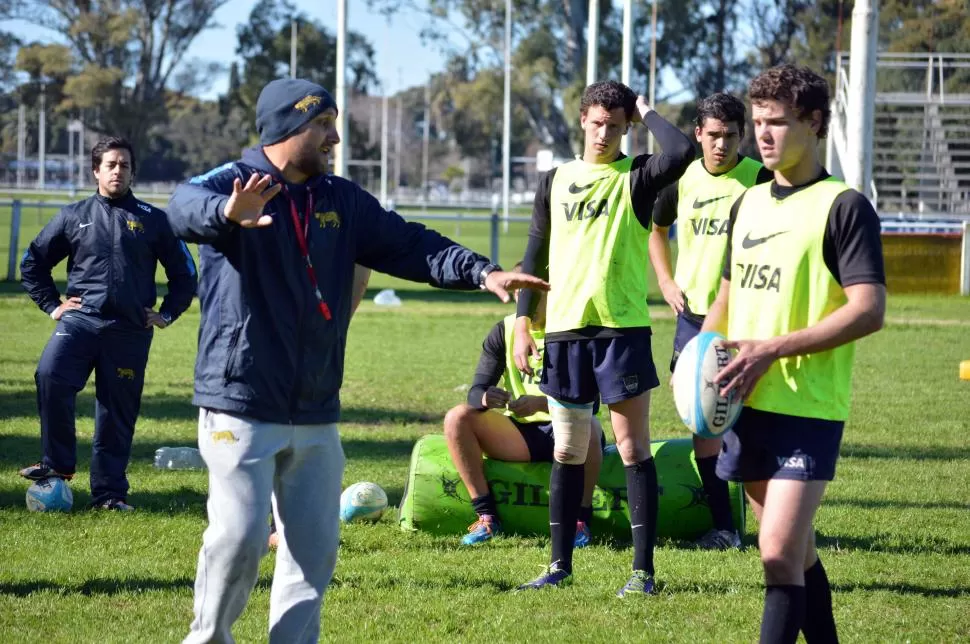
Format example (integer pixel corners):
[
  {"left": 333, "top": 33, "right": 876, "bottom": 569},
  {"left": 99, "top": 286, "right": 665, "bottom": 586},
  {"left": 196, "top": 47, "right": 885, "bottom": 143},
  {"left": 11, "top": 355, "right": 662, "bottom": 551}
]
[{"left": 444, "top": 264, "right": 604, "bottom": 546}]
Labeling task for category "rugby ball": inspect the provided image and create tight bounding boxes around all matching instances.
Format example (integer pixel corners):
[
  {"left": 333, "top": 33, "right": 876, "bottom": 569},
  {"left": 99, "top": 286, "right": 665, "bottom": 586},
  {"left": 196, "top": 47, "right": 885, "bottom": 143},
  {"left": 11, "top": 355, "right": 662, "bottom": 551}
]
[
  {"left": 339, "top": 482, "right": 388, "bottom": 523},
  {"left": 26, "top": 477, "right": 73, "bottom": 512},
  {"left": 672, "top": 332, "right": 744, "bottom": 438}
]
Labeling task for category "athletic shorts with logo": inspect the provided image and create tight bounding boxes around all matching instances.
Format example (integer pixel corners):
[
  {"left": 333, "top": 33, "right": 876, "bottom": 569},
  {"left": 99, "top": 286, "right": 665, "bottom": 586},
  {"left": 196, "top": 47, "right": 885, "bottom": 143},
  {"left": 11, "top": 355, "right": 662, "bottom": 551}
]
[
  {"left": 716, "top": 407, "right": 844, "bottom": 482},
  {"left": 539, "top": 333, "right": 660, "bottom": 405}
]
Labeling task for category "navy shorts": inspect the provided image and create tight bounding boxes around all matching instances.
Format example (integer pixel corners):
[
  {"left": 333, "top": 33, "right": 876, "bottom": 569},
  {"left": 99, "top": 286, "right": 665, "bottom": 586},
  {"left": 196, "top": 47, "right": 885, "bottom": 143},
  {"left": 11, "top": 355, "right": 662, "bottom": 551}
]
[
  {"left": 510, "top": 418, "right": 607, "bottom": 462},
  {"left": 539, "top": 334, "right": 660, "bottom": 405},
  {"left": 511, "top": 419, "right": 555, "bottom": 462},
  {"left": 670, "top": 313, "right": 704, "bottom": 372},
  {"left": 716, "top": 407, "right": 845, "bottom": 482}
]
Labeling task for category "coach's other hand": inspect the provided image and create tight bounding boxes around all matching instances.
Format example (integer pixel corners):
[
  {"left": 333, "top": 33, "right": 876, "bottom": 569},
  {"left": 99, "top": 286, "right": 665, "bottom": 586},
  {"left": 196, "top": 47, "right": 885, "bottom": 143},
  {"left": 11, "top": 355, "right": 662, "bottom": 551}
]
[
  {"left": 51, "top": 296, "right": 83, "bottom": 321},
  {"left": 144, "top": 308, "right": 169, "bottom": 329},
  {"left": 223, "top": 173, "right": 282, "bottom": 228},
  {"left": 484, "top": 270, "right": 549, "bottom": 304}
]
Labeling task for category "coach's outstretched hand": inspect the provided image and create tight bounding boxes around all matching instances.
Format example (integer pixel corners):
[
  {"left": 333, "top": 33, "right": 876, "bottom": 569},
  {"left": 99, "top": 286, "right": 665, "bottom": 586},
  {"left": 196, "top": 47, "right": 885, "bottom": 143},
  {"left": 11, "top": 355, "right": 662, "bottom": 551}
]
[
  {"left": 223, "top": 173, "right": 282, "bottom": 228},
  {"left": 483, "top": 271, "right": 549, "bottom": 304}
]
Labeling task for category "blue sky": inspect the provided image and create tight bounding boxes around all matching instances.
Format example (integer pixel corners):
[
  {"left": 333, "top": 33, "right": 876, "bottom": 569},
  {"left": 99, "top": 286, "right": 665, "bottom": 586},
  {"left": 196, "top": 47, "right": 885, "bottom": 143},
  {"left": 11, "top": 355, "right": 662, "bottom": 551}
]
[{"left": 3, "top": 0, "right": 454, "bottom": 98}]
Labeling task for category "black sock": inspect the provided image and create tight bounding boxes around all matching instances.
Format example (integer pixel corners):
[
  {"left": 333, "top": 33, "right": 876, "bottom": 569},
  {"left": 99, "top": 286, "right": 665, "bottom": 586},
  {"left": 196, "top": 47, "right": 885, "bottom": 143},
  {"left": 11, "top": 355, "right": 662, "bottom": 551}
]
[
  {"left": 803, "top": 558, "right": 839, "bottom": 643},
  {"left": 579, "top": 505, "right": 593, "bottom": 524},
  {"left": 471, "top": 492, "right": 498, "bottom": 518},
  {"left": 549, "top": 461, "right": 584, "bottom": 573},
  {"left": 760, "top": 585, "right": 806, "bottom": 644},
  {"left": 695, "top": 454, "right": 735, "bottom": 532},
  {"left": 625, "top": 457, "right": 658, "bottom": 575}
]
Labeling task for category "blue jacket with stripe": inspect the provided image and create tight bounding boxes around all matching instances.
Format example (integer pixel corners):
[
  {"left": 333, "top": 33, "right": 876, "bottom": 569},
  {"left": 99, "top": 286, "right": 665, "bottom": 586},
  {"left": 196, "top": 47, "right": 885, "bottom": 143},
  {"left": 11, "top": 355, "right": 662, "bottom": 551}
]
[
  {"left": 20, "top": 191, "right": 198, "bottom": 329},
  {"left": 166, "top": 147, "right": 491, "bottom": 424}
]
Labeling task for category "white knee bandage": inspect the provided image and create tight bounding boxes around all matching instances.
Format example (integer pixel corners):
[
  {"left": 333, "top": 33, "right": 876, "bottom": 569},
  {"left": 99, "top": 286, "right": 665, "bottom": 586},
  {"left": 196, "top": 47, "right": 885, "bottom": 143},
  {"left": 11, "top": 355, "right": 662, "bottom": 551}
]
[{"left": 548, "top": 399, "right": 594, "bottom": 464}]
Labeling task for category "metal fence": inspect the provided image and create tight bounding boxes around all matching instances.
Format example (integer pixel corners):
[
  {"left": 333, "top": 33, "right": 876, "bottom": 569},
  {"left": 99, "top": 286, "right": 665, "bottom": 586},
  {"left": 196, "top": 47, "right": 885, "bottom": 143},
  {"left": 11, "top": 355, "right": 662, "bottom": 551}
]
[
  {"left": 5, "top": 200, "right": 968, "bottom": 294},
  {"left": 1, "top": 199, "right": 531, "bottom": 282}
]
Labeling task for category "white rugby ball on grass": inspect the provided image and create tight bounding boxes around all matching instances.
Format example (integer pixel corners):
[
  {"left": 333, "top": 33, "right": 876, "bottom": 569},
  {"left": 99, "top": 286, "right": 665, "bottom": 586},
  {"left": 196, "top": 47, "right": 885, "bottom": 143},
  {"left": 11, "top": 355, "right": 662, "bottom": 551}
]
[
  {"left": 672, "top": 332, "right": 744, "bottom": 438},
  {"left": 339, "top": 482, "right": 388, "bottom": 523}
]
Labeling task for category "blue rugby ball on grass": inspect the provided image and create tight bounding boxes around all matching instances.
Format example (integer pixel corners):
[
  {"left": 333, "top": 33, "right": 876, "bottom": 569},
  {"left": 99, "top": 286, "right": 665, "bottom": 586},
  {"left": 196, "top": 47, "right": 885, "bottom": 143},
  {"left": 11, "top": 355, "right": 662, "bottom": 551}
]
[{"left": 26, "top": 477, "right": 73, "bottom": 512}]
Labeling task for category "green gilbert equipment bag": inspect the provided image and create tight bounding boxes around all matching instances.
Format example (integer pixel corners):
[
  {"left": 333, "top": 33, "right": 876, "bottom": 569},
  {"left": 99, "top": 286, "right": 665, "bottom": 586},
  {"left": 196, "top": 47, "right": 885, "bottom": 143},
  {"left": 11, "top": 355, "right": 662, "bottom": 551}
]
[{"left": 399, "top": 434, "right": 745, "bottom": 541}]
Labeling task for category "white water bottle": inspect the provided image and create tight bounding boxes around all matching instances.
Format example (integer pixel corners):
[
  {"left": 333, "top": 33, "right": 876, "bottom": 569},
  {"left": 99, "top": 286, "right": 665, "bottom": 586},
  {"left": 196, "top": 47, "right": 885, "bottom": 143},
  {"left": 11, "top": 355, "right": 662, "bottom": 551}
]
[{"left": 153, "top": 446, "right": 206, "bottom": 470}]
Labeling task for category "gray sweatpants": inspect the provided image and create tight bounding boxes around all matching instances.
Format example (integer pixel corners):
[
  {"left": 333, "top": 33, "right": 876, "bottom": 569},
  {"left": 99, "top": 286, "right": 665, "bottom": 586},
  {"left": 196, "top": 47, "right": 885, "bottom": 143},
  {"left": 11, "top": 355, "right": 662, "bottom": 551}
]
[{"left": 184, "top": 409, "right": 345, "bottom": 644}]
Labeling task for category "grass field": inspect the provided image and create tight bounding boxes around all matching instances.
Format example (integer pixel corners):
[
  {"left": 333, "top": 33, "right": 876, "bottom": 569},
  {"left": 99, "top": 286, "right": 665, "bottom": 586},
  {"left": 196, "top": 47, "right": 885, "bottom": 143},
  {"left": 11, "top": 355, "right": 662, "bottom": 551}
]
[{"left": 0, "top": 211, "right": 969, "bottom": 641}]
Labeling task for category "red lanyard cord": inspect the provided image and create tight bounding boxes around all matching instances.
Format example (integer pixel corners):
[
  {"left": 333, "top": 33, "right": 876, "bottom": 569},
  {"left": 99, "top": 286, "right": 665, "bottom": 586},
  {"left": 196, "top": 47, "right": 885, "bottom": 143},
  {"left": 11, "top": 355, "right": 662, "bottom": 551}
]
[{"left": 278, "top": 184, "right": 332, "bottom": 321}]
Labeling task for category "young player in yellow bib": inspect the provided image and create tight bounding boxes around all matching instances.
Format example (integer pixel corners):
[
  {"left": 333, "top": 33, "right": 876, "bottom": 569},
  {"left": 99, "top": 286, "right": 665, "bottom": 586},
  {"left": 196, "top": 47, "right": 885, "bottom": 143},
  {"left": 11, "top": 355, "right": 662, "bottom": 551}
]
[
  {"left": 702, "top": 66, "right": 886, "bottom": 643},
  {"left": 513, "top": 81, "right": 693, "bottom": 595},
  {"left": 443, "top": 265, "right": 604, "bottom": 547},
  {"left": 649, "top": 93, "right": 772, "bottom": 550}
]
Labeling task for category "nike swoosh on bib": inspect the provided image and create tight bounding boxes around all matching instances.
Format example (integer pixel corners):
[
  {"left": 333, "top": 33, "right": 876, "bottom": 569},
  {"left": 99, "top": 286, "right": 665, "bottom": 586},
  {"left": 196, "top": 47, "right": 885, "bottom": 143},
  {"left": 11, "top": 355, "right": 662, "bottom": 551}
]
[
  {"left": 79, "top": 222, "right": 94, "bottom": 228},
  {"left": 567, "top": 178, "right": 605, "bottom": 194},
  {"left": 692, "top": 195, "right": 730, "bottom": 209},
  {"left": 741, "top": 230, "right": 789, "bottom": 249}
]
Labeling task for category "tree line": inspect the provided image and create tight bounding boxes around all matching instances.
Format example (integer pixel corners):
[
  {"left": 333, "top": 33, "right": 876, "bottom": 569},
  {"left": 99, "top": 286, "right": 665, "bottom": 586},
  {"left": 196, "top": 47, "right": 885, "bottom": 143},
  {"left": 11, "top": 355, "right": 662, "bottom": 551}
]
[{"left": 0, "top": 0, "right": 966, "bottom": 189}]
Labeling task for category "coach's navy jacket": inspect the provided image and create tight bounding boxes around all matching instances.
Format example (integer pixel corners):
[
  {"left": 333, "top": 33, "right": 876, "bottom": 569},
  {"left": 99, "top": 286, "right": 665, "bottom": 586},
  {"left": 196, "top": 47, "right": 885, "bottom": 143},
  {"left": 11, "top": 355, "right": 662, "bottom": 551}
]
[
  {"left": 21, "top": 191, "right": 198, "bottom": 329},
  {"left": 166, "top": 147, "right": 491, "bottom": 425}
]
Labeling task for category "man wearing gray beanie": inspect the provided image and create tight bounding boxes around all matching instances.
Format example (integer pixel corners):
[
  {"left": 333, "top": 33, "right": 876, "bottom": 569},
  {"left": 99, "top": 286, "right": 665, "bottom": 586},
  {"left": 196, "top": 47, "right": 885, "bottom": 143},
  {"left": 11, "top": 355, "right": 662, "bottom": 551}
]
[{"left": 167, "top": 78, "right": 548, "bottom": 643}]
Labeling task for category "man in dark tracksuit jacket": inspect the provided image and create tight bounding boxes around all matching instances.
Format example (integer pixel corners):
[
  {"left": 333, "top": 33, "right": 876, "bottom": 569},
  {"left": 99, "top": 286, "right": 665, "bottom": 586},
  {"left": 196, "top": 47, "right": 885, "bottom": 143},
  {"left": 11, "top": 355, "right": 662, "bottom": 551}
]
[
  {"left": 167, "top": 78, "right": 548, "bottom": 644},
  {"left": 19, "top": 136, "right": 197, "bottom": 510}
]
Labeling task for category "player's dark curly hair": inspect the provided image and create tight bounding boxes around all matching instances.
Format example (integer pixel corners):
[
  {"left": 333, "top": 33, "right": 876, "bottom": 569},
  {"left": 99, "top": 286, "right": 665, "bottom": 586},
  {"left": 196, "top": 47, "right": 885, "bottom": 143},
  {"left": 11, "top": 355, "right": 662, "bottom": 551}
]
[
  {"left": 91, "top": 136, "right": 137, "bottom": 174},
  {"left": 696, "top": 93, "right": 747, "bottom": 137},
  {"left": 748, "top": 65, "right": 831, "bottom": 139},
  {"left": 580, "top": 80, "right": 637, "bottom": 120}
]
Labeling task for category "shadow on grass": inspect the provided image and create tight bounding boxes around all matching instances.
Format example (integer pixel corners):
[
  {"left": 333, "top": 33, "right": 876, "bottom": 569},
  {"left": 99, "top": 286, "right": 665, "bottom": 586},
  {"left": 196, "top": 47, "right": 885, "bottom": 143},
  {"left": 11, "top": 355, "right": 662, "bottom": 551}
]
[
  {"left": 841, "top": 443, "right": 964, "bottom": 461},
  {"left": 0, "top": 388, "right": 436, "bottom": 428},
  {"left": 330, "top": 572, "right": 517, "bottom": 593},
  {"left": 340, "top": 407, "right": 437, "bottom": 426},
  {"left": 342, "top": 437, "right": 414, "bottom": 466},
  {"left": 0, "top": 433, "right": 197, "bottom": 471},
  {"left": 0, "top": 390, "right": 197, "bottom": 423},
  {"left": 817, "top": 533, "right": 970, "bottom": 556},
  {"left": 0, "top": 482, "right": 207, "bottom": 515},
  {"left": 0, "top": 574, "right": 273, "bottom": 597},
  {"left": 826, "top": 497, "right": 969, "bottom": 511},
  {"left": 834, "top": 582, "right": 970, "bottom": 598}
]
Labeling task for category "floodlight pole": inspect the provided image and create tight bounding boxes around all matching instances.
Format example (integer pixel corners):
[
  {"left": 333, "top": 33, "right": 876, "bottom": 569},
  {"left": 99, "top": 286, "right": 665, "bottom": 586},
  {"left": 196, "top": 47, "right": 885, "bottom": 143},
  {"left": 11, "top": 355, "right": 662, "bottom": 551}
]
[
  {"left": 648, "top": 0, "right": 658, "bottom": 154},
  {"left": 380, "top": 91, "right": 389, "bottom": 207},
  {"left": 586, "top": 0, "right": 599, "bottom": 86},
  {"left": 290, "top": 20, "right": 297, "bottom": 79},
  {"left": 502, "top": 0, "right": 512, "bottom": 233},
  {"left": 38, "top": 84, "right": 46, "bottom": 190},
  {"left": 846, "top": 0, "right": 878, "bottom": 199},
  {"left": 16, "top": 103, "right": 25, "bottom": 189},
  {"left": 422, "top": 81, "right": 431, "bottom": 207},
  {"left": 621, "top": 0, "right": 634, "bottom": 155},
  {"left": 333, "top": 0, "right": 348, "bottom": 177}
]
